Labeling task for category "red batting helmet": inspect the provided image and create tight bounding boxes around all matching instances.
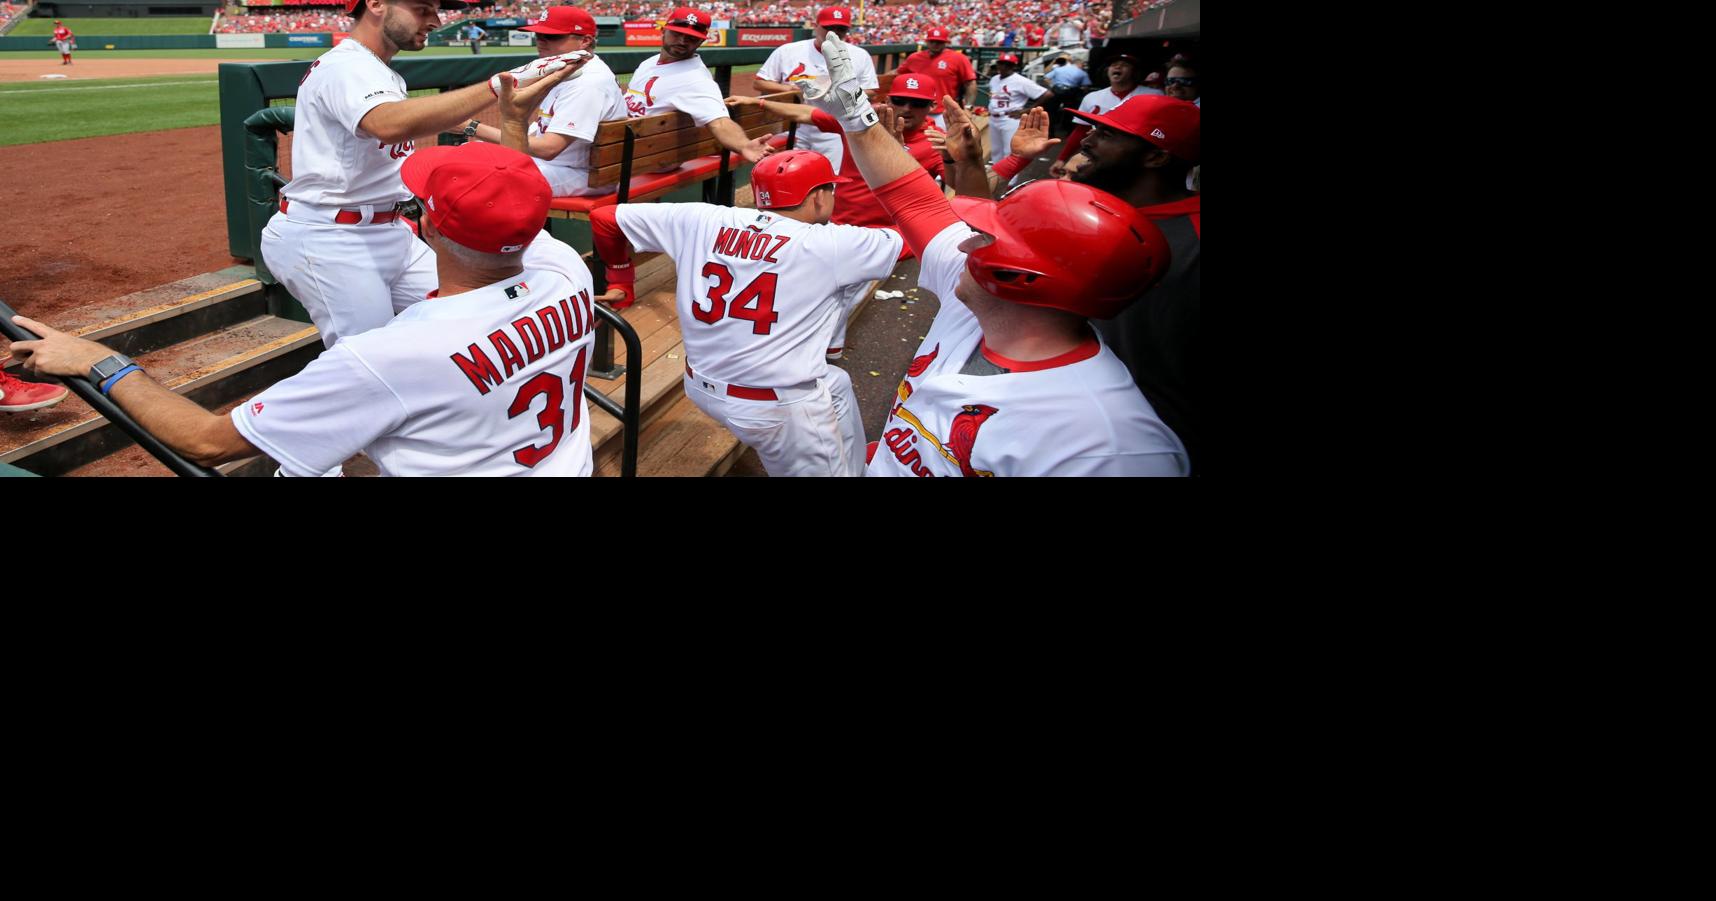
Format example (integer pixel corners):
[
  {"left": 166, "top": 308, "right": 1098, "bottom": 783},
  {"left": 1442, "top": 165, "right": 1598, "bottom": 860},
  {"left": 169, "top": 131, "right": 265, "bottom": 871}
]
[
  {"left": 750, "top": 150, "right": 849, "bottom": 210},
  {"left": 948, "top": 180, "right": 1170, "bottom": 319},
  {"left": 346, "top": 0, "right": 469, "bottom": 15}
]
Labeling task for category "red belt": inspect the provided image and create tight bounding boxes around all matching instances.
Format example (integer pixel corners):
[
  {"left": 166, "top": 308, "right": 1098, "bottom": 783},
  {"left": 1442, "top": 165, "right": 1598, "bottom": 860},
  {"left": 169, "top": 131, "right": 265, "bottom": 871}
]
[
  {"left": 685, "top": 363, "right": 777, "bottom": 401},
  {"left": 279, "top": 198, "right": 399, "bottom": 224}
]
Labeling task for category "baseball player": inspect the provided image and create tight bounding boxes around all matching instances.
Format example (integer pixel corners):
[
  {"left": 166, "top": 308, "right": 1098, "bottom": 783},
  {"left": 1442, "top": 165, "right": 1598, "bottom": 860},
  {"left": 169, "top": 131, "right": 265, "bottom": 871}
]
[
  {"left": 589, "top": 150, "right": 905, "bottom": 476},
  {"left": 751, "top": 6, "right": 877, "bottom": 171},
  {"left": 0, "top": 367, "right": 68, "bottom": 413},
  {"left": 817, "top": 33, "right": 1188, "bottom": 476},
  {"left": 262, "top": 0, "right": 585, "bottom": 349},
  {"left": 886, "top": 26, "right": 976, "bottom": 129},
  {"left": 7, "top": 70, "right": 607, "bottom": 477},
  {"left": 51, "top": 20, "right": 74, "bottom": 66},
  {"left": 623, "top": 7, "right": 774, "bottom": 165},
  {"left": 983, "top": 53, "right": 1049, "bottom": 165},
  {"left": 728, "top": 76, "right": 945, "bottom": 360},
  {"left": 462, "top": 21, "right": 487, "bottom": 54},
  {"left": 1053, "top": 53, "right": 1147, "bottom": 178},
  {"left": 466, "top": 6, "right": 625, "bottom": 198}
]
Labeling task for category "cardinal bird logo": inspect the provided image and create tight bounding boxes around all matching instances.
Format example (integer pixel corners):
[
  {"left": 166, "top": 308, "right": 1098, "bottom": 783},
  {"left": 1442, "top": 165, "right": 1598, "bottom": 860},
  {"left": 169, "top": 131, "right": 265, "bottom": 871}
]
[
  {"left": 905, "top": 343, "right": 940, "bottom": 377},
  {"left": 946, "top": 404, "right": 999, "bottom": 477},
  {"left": 643, "top": 75, "right": 659, "bottom": 107}
]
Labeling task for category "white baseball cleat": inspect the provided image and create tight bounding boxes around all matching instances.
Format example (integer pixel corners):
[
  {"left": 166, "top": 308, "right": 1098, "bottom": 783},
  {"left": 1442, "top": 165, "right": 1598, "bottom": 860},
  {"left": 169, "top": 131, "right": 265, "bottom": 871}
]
[{"left": 819, "top": 32, "right": 877, "bottom": 131}]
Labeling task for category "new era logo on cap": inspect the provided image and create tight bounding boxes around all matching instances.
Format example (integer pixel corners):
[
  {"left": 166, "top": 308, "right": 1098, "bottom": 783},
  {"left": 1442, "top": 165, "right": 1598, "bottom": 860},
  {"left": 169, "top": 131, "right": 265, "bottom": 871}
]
[{"left": 1151, "top": 128, "right": 1166, "bottom": 139}]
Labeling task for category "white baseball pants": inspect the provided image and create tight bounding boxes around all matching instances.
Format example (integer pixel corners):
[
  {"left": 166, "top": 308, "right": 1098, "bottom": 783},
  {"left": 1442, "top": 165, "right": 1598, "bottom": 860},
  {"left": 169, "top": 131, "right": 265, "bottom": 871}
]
[{"left": 260, "top": 209, "right": 437, "bottom": 348}]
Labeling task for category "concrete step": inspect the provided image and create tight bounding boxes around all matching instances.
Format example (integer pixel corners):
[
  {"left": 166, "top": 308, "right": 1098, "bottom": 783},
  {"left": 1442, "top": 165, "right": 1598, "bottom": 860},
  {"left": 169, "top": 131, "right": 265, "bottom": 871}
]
[{"left": 0, "top": 314, "right": 319, "bottom": 476}]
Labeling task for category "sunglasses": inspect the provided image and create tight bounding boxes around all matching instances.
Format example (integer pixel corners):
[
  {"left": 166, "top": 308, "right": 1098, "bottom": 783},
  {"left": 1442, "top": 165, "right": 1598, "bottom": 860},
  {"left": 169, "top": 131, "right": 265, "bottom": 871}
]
[
  {"left": 1165, "top": 76, "right": 1198, "bottom": 86},
  {"left": 890, "top": 97, "right": 933, "bottom": 108}
]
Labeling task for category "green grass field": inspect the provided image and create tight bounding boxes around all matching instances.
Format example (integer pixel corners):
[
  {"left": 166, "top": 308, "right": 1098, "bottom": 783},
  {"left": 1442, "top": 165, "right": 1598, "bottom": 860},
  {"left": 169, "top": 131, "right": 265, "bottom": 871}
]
[
  {"left": 0, "top": 74, "right": 219, "bottom": 145},
  {"left": 9, "top": 17, "right": 215, "bottom": 36},
  {"left": 0, "top": 62, "right": 765, "bottom": 146}
]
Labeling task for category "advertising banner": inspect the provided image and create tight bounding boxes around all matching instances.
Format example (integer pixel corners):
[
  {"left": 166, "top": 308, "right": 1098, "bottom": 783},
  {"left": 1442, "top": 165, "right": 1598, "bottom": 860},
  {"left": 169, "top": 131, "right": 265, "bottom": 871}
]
[
  {"left": 624, "top": 22, "right": 661, "bottom": 46},
  {"left": 509, "top": 31, "right": 536, "bottom": 46},
  {"left": 737, "top": 28, "right": 793, "bottom": 46},
  {"left": 332, "top": 32, "right": 351, "bottom": 46},
  {"left": 488, "top": 18, "right": 526, "bottom": 27},
  {"left": 216, "top": 33, "right": 266, "bottom": 49},
  {"left": 285, "top": 33, "right": 329, "bottom": 47},
  {"left": 705, "top": 29, "right": 727, "bottom": 47}
]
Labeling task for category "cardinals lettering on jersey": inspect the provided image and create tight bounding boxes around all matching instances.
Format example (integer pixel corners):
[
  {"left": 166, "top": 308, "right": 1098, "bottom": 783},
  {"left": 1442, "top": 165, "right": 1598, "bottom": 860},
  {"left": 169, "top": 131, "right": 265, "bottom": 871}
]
[{"left": 451, "top": 288, "right": 595, "bottom": 394}]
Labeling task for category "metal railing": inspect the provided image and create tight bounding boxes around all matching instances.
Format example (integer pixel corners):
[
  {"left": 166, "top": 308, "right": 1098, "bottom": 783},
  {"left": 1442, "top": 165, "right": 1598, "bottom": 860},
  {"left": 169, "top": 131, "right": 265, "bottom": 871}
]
[{"left": 0, "top": 298, "right": 222, "bottom": 478}]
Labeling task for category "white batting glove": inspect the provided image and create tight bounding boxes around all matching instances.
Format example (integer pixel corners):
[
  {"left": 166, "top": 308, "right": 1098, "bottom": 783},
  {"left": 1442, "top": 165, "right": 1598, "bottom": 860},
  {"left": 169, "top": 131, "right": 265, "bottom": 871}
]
[
  {"left": 818, "top": 33, "right": 877, "bottom": 131},
  {"left": 489, "top": 51, "right": 591, "bottom": 97}
]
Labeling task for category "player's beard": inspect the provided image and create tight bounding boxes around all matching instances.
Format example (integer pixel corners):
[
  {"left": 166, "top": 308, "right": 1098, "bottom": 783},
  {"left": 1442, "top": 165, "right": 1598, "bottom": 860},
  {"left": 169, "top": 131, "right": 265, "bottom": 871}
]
[
  {"left": 382, "top": 7, "right": 430, "bottom": 53},
  {"left": 1072, "top": 146, "right": 1143, "bottom": 197}
]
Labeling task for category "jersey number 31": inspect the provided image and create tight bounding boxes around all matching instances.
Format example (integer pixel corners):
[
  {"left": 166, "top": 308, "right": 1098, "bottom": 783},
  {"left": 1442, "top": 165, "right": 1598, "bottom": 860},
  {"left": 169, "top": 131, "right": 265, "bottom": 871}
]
[{"left": 697, "top": 263, "right": 780, "bottom": 335}]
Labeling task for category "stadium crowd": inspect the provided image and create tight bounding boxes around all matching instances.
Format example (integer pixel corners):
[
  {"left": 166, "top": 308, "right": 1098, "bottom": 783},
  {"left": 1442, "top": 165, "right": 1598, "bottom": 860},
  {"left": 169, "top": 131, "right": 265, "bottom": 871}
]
[
  {"left": 1, "top": 2, "right": 28, "bottom": 30},
  {"left": 211, "top": 0, "right": 1116, "bottom": 45}
]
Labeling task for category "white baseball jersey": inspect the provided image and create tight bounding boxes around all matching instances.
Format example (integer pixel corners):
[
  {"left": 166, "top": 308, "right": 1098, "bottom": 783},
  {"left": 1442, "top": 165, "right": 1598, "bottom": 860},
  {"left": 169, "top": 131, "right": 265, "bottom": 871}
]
[
  {"left": 529, "top": 54, "right": 627, "bottom": 193},
  {"left": 623, "top": 54, "right": 730, "bottom": 126},
  {"left": 1077, "top": 84, "right": 1146, "bottom": 117},
  {"left": 986, "top": 72, "right": 1048, "bottom": 115},
  {"left": 869, "top": 224, "right": 1188, "bottom": 477},
  {"left": 614, "top": 204, "right": 902, "bottom": 388},
  {"left": 755, "top": 38, "right": 877, "bottom": 171},
  {"left": 282, "top": 39, "right": 417, "bottom": 208},
  {"left": 234, "top": 233, "right": 600, "bottom": 477}
]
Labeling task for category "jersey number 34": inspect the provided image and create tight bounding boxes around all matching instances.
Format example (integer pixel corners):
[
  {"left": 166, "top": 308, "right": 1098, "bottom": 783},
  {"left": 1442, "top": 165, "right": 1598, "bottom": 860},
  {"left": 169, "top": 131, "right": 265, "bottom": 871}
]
[{"left": 697, "top": 263, "right": 780, "bottom": 335}]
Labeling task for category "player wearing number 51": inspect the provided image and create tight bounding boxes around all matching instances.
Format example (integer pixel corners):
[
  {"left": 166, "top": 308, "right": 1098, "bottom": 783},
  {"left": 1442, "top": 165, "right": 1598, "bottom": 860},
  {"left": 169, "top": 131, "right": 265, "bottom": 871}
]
[
  {"left": 590, "top": 150, "right": 905, "bottom": 476},
  {"left": 7, "top": 72, "right": 614, "bottom": 477}
]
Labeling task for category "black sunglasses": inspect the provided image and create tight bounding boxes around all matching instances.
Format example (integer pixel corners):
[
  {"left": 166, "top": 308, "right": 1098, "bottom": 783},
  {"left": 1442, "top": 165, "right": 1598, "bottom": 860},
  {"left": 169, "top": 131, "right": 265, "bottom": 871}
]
[
  {"left": 1165, "top": 76, "right": 1197, "bottom": 86},
  {"left": 890, "top": 97, "right": 933, "bottom": 108}
]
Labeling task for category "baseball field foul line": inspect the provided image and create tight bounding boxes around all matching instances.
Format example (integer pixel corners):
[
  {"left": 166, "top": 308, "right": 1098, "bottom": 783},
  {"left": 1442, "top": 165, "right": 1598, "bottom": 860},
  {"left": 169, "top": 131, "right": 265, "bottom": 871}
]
[{"left": 1, "top": 80, "right": 212, "bottom": 95}]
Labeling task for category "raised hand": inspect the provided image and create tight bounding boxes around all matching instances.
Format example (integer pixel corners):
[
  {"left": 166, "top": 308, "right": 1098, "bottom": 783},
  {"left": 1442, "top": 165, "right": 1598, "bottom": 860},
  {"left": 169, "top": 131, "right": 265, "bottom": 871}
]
[
  {"left": 939, "top": 95, "right": 984, "bottom": 165},
  {"left": 1010, "top": 106, "right": 1061, "bottom": 159}
]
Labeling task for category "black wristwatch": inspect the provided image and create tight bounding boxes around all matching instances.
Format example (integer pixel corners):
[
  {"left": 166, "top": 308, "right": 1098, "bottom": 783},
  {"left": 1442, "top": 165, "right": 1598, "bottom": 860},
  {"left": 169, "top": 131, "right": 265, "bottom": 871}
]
[
  {"left": 463, "top": 119, "right": 481, "bottom": 138},
  {"left": 90, "top": 353, "right": 136, "bottom": 386}
]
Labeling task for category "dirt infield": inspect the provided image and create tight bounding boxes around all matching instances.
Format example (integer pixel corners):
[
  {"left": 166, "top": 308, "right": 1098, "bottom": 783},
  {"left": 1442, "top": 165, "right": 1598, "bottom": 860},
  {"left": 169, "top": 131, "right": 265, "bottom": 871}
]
[
  {"left": 0, "top": 58, "right": 254, "bottom": 82},
  {"left": 0, "top": 125, "right": 238, "bottom": 337}
]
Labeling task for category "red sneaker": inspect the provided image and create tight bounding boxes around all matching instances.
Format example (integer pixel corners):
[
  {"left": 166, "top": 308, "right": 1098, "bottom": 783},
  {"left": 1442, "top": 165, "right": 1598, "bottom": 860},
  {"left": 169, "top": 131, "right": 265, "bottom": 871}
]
[{"left": 0, "top": 370, "right": 69, "bottom": 413}]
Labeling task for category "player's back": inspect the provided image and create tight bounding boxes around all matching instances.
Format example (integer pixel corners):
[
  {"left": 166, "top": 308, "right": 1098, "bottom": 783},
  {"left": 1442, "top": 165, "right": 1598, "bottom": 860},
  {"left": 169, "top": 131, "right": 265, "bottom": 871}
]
[
  {"left": 338, "top": 235, "right": 600, "bottom": 476},
  {"left": 614, "top": 204, "right": 900, "bottom": 388}
]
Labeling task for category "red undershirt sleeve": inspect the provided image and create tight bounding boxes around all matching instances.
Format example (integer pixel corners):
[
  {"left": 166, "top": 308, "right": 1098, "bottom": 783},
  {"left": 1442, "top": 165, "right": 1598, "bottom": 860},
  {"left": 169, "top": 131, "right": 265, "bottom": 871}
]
[
  {"left": 1058, "top": 124, "right": 1090, "bottom": 162},
  {"left": 872, "top": 168, "right": 962, "bottom": 259},
  {"left": 810, "top": 108, "right": 842, "bottom": 133},
  {"left": 590, "top": 205, "right": 631, "bottom": 269},
  {"left": 991, "top": 153, "right": 1031, "bottom": 180}
]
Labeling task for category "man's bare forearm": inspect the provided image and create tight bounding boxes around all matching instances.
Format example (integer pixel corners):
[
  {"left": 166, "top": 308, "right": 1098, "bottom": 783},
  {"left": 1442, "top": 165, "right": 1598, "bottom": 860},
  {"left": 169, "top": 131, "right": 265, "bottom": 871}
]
[
  {"left": 360, "top": 82, "right": 496, "bottom": 144},
  {"left": 108, "top": 373, "right": 257, "bottom": 466}
]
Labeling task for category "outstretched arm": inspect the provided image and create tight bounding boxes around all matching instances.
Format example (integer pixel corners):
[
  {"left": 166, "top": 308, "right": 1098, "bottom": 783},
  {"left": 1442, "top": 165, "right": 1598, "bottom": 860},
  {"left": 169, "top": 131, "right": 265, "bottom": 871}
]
[{"left": 709, "top": 116, "right": 775, "bottom": 164}]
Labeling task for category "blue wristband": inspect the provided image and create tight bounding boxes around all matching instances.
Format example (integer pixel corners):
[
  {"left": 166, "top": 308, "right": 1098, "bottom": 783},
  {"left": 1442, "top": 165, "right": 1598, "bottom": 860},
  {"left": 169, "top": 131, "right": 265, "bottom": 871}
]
[{"left": 99, "top": 364, "right": 141, "bottom": 395}]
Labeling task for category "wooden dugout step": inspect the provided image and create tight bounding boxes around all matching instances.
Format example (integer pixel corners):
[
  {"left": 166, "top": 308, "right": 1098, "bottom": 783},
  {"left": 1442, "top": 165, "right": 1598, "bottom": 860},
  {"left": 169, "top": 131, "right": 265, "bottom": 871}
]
[
  {"left": 2, "top": 266, "right": 264, "bottom": 372},
  {"left": 0, "top": 315, "right": 320, "bottom": 477}
]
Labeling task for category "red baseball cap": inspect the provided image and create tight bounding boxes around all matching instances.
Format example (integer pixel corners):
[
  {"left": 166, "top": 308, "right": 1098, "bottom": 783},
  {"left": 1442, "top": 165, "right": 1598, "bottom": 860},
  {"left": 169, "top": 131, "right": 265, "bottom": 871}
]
[
  {"left": 1107, "top": 53, "right": 1142, "bottom": 67},
  {"left": 889, "top": 74, "right": 940, "bottom": 102},
  {"left": 997, "top": 53, "right": 1021, "bottom": 65},
  {"left": 663, "top": 6, "right": 711, "bottom": 38},
  {"left": 1070, "top": 94, "right": 1200, "bottom": 162},
  {"left": 1143, "top": 70, "right": 1165, "bottom": 85},
  {"left": 817, "top": 6, "right": 853, "bottom": 27},
  {"left": 521, "top": 6, "right": 597, "bottom": 37},
  {"left": 924, "top": 26, "right": 950, "bottom": 41},
  {"left": 401, "top": 143, "right": 551, "bottom": 254}
]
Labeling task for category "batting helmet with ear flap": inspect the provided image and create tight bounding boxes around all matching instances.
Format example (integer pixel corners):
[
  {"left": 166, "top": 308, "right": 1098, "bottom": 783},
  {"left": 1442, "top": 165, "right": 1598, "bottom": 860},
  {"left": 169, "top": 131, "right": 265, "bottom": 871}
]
[
  {"left": 949, "top": 180, "right": 1171, "bottom": 320},
  {"left": 749, "top": 150, "right": 849, "bottom": 210},
  {"left": 346, "top": 0, "right": 471, "bottom": 15}
]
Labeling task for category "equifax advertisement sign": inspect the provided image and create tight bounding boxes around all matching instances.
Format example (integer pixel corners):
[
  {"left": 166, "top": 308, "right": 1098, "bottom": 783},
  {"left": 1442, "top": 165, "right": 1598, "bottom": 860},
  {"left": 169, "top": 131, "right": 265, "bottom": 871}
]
[
  {"left": 738, "top": 29, "right": 794, "bottom": 46},
  {"left": 624, "top": 22, "right": 728, "bottom": 46},
  {"left": 286, "top": 33, "right": 329, "bottom": 47}
]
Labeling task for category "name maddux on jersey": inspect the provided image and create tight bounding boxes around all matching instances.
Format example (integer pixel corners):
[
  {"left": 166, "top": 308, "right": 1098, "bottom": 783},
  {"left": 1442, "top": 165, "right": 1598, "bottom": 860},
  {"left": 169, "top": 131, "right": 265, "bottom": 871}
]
[{"left": 449, "top": 284, "right": 598, "bottom": 396}]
